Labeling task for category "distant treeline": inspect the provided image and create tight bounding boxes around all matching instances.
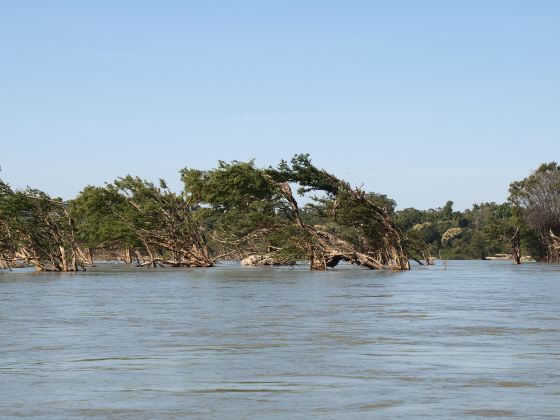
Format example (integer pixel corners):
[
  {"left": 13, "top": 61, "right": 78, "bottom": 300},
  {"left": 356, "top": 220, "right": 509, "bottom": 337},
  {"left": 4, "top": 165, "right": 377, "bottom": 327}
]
[
  {"left": 398, "top": 162, "right": 560, "bottom": 263},
  {"left": 1, "top": 155, "right": 559, "bottom": 271}
]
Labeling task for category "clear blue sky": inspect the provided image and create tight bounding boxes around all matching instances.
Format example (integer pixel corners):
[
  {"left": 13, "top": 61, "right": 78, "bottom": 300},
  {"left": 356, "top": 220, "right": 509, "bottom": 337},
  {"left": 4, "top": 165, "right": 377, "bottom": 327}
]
[{"left": 1, "top": 1, "right": 558, "bottom": 210}]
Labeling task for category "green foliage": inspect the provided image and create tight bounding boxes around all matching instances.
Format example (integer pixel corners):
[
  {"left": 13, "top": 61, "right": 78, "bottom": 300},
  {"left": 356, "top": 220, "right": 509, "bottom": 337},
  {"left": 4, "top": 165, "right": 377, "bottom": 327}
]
[
  {"left": 107, "top": 175, "right": 211, "bottom": 265},
  {"left": 3, "top": 157, "right": 558, "bottom": 268},
  {"left": 182, "top": 160, "right": 280, "bottom": 209},
  {"left": 0, "top": 178, "right": 84, "bottom": 271},
  {"left": 182, "top": 160, "right": 297, "bottom": 258},
  {"left": 396, "top": 201, "right": 520, "bottom": 260},
  {"left": 69, "top": 186, "right": 136, "bottom": 251},
  {"left": 272, "top": 154, "right": 342, "bottom": 196},
  {"left": 0, "top": 180, "right": 16, "bottom": 263},
  {"left": 509, "top": 162, "right": 560, "bottom": 261}
]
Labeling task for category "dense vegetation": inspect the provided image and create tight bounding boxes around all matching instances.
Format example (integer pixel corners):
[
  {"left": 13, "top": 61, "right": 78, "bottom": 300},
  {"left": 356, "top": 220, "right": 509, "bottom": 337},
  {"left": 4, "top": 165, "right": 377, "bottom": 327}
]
[
  {"left": 396, "top": 162, "right": 560, "bottom": 263},
  {"left": 1, "top": 156, "right": 559, "bottom": 271}
]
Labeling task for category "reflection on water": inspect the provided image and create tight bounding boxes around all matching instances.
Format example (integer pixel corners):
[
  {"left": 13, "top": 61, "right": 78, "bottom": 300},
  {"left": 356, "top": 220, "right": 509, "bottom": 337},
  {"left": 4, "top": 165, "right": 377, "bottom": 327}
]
[{"left": 1, "top": 261, "right": 559, "bottom": 418}]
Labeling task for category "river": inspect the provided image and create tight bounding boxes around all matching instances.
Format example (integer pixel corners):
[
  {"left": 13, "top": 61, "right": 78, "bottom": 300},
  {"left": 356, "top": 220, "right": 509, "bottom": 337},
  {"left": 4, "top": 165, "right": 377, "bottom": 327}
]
[{"left": 1, "top": 261, "right": 559, "bottom": 418}]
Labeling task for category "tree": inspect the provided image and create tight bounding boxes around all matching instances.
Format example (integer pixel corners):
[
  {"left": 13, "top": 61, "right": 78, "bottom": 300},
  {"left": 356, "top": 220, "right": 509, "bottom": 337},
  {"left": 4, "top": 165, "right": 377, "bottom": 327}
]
[
  {"left": 0, "top": 179, "right": 86, "bottom": 271},
  {"left": 182, "top": 155, "right": 410, "bottom": 270},
  {"left": 181, "top": 160, "right": 303, "bottom": 263},
  {"left": 108, "top": 176, "right": 213, "bottom": 267},
  {"left": 69, "top": 186, "right": 138, "bottom": 264},
  {"left": 0, "top": 179, "right": 17, "bottom": 269},
  {"left": 270, "top": 154, "right": 409, "bottom": 269},
  {"left": 509, "top": 162, "right": 560, "bottom": 262},
  {"left": 479, "top": 202, "right": 522, "bottom": 264}
]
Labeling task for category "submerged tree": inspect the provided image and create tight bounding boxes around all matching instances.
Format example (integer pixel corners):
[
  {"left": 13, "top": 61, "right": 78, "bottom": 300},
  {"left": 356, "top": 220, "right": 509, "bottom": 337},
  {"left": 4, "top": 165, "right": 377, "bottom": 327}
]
[
  {"left": 181, "top": 160, "right": 298, "bottom": 263},
  {"left": 479, "top": 203, "right": 523, "bottom": 264},
  {"left": 509, "top": 162, "right": 560, "bottom": 262},
  {"left": 107, "top": 176, "right": 213, "bottom": 267},
  {"left": 270, "top": 154, "right": 410, "bottom": 270},
  {"left": 7, "top": 155, "right": 556, "bottom": 271},
  {"left": 182, "top": 155, "right": 410, "bottom": 270},
  {"left": 0, "top": 179, "right": 86, "bottom": 271},
  {"left": 0, "top": 180, "right": 16, "bottom": 269},
  {"left": 69, "top": 186, "right": 138, "bottom": 264}
]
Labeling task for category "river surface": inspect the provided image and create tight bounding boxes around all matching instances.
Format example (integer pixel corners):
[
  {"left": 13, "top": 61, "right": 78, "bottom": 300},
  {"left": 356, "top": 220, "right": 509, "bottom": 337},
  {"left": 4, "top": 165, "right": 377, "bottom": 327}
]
[{"left": 1, "top": 261, "right": 559, "bottom": 419}]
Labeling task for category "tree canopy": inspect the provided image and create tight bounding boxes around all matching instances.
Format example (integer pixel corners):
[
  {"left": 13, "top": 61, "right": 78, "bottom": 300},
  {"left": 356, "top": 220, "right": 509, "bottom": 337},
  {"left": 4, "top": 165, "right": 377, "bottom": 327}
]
[
  {"left": 1, "top": 156, "right": 558, "bottom": 271},
  {"left": 509, "top": 162, "right": 560, "bottom": 262}
]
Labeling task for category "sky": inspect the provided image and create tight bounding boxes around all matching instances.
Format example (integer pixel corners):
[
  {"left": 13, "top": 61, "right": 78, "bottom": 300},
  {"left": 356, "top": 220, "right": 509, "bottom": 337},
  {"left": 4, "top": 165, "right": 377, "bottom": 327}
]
[{"left": 1, "top": 1, "right": 559, "bottom": 210}]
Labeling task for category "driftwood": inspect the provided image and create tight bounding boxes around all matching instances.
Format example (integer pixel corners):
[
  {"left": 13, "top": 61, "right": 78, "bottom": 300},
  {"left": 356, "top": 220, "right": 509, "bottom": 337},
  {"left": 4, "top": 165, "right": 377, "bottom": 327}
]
[{"left": 240, "top": 254, "right": 295, "bottom": 266}]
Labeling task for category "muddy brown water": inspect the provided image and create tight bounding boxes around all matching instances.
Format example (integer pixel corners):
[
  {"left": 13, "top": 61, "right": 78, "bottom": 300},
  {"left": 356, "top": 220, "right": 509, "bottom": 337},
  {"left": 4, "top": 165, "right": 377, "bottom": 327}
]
[{"left": 1, "top": 261, "right": 559, "bottom": 418}]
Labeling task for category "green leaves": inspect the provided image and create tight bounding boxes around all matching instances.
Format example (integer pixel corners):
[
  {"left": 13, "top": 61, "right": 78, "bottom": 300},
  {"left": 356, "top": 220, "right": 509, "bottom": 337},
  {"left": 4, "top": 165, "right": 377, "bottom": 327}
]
[
  {"left": 69, "top": 185, "right": 136, "bottom": 250},
  {"left": 182, "top": 160, "right": 280, "bottom": 211},
  {"left": 0, "top": 178, "right": 85, "bottom": 271},
  {"left": 508, "top": 162, "right": 560, "bottom": 261},
  {"left": 8, "top": 155, "right": 554, "bottom": 269}
]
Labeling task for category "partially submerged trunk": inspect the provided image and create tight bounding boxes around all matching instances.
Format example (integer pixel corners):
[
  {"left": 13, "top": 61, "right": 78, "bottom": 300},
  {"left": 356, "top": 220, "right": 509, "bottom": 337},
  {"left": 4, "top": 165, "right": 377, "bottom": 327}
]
[
  {"left": 511, "top": 227, "right": 522, "bottom": 265},
  {"left": 112, "top": 181, "right": 214, "bottom": 268},
  {"left": 0, "top": 257, "right": 11, "bottom": 270},
  {"left": 85, "top": 248, "right": 94, "bottom": 265},
  {"left": 423, "top": 250, "right": 435, "bottom": 265},
  {"left": 138, "top": 242, "right": 157, "bottom": 268},
  {"left": 15, "top": 245, "right": 86, "bottom": 272},
  {"left": 122, "top": 247, "right": 132, "bottom": 264},
  {"left": 135, "top": 241, "right": 213, "bottom": 268},
  {"left": 59, "top": 245, "right": 69, "bottom": 272},
  {"left": 544, "top": 229, "right": 560, "bottom": 262},
  {"left": 10, "top": 204, "right": 87, "bottom": 272}
]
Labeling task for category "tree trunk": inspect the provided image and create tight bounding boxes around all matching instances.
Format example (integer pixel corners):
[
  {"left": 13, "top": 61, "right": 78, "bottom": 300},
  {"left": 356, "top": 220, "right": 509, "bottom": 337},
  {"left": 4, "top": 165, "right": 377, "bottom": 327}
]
[
  {"left": 123, "top": 247, "right": 132, "bottom": 264},
  {"left": 59, "top": 246, "right": 69, "bottom": 272},
  {"left": 140, "top": 242, "right": 157, "bottom": 268},
  {"left": 17, "top": 248, "right": 47, "bottom": 271},
  {"left": 511, "top": 227, "right": 522, "bottom": 264},
  {"left": 423, "top": 250, "right": 435, "bottom": 265},
  {"left": 86, "top": 248, "right": 94, "bottom": 265},
  {"left": 71, "top": 250, "right": 78, "bottom": 271},
  {"left": 547, "top": 230, "right": 560, "bottom": 263}
]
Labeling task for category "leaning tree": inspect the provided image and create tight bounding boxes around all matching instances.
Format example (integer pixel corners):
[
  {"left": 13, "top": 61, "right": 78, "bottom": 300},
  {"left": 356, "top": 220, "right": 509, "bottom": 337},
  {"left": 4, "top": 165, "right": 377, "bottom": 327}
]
[
  {"left": 0, "top": 179, "right": 17, "bottom": 269},
  {"left": 182, "top": 155, "right": 410, "bottom": 270},
  {"left": 106, "top": 176, "right": 213, "bottom": 267},
  {"left": 269, "top": 154, "right": 410, "bottom": 270},
  {"left": 69, "top": 186, "right": 140, "bottom": 264},
  {"left": 181, "top": 160, "right": 299, "bottom": 264},
  {"left": 0, "top": 179, "right": 87, "bottom": 271}
]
